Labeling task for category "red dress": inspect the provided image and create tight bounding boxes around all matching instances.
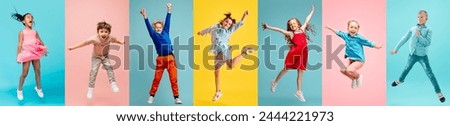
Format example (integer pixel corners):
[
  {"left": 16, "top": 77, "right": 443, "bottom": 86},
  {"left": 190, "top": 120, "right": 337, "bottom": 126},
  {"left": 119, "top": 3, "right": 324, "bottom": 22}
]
[{"left": 285, "top": 32, "right": 308, "bottom": 70}]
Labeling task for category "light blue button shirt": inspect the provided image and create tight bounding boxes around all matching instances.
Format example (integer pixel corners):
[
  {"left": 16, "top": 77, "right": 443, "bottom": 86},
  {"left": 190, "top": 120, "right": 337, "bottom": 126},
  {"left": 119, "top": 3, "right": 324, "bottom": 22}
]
[
  {"left": 394, "top": 24, "right": 432, "bottom": 56},
  {"left": 336, "top": 31, "right": 376, "bottom": 62}
]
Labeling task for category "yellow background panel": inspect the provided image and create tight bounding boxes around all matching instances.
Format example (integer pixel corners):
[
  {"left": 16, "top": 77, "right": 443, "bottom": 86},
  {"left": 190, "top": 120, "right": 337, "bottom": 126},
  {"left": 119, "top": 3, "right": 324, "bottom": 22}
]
[{"left": 193, "top": 0, "right": 258, "bottom": 106}]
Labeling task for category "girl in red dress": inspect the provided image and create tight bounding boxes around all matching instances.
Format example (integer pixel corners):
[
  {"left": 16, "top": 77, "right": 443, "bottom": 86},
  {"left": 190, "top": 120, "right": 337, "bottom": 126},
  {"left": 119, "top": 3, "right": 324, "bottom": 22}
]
[{"left": 262, "top": 5, "right": 315, "bottom": 102}]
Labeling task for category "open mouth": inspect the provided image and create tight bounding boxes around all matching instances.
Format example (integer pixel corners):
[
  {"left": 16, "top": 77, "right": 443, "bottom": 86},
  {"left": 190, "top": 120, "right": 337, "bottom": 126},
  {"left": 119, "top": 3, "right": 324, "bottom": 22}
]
[{"left": 101, "top": 36, "right": 107, "bottom": 39}]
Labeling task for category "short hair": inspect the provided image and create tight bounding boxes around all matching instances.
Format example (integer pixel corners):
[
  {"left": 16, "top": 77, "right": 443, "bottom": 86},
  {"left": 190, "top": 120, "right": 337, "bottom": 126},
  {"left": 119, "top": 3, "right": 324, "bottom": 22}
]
[
  {"left": 152, "top": 20, "right": 164, "bottom": 28},
  {"left": 97, "top": 21, "right": 112, "bottom": 32},
  {"left": 347, "top": 20, "right": 360, "bottom": 28},
  {"left": 418, "top": 10, "right": 428, "bottom": 17}
]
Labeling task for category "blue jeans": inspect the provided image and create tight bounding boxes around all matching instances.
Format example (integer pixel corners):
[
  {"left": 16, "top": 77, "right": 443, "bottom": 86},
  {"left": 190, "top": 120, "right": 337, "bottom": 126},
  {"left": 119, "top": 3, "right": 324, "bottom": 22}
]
[{"left": 398, "top": 54, "right": 441, "bottom": 93}]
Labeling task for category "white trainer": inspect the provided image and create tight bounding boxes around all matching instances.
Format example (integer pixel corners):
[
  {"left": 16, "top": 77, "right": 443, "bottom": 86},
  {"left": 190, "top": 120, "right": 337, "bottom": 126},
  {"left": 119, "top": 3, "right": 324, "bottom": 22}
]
[
  {"left": 111, "top": 82, "right": 119, "bottom": 93},
  {"left": 271, "top": 80, "right": 278, "bottom": 93},
  {"left": 294, "top": 91, "right": 306, "bottom": 102},
  {"left": 17, "top": 89, "right": 23, "bottom": 101},
  {"left": 175, "top": 98, "right": 182, "bottom": 104},
  {"left": 35, "top": 86, "right": 44, "bottom": 98},
  {"left": 148, "top": 96, "right": 155, "bottom": 104},
  {"left": 87, "top": 87, "right": 94, "bottom": 99}
]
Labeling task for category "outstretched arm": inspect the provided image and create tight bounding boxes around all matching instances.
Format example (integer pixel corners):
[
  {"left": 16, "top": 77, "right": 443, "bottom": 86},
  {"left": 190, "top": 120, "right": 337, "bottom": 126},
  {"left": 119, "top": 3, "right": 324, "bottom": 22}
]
[
  {"left": 325, "top": 25, "right": 337, "bottom": 34},
  {"left": 68, "top": 40, "right": 92, "bottom": 51},
  {"left": 197, "top": 24, "right": 216, "bottom": 36},
  {"left": 391, "top": 30, "right": 412, "bottom": 54},
  {"left": 262, "top": 23, "right": 293, "bottom": 39},
  {"left": 112, "top": 37, "right": 125, "bottom": 45},
  {"left": 241, "top": 10, "right": 248, "bottom": 22},
  {"left": 164, "top": 3, "right": 172, "bottom": 33},
  {"left": 141, "top": 8, "right": 157, "bottom": 36},
  {"left": 300, "top": 5, "right": 315, "bottom": 31}
]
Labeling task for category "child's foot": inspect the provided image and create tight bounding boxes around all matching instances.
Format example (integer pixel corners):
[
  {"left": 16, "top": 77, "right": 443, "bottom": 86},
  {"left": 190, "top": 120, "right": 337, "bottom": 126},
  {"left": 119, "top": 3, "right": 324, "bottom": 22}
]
[
  {"left": 111, "top": 82, "right": 119, "bottom": 93},
  {"left": 241, "top": 46, "right": 255, "bottom": 56},
  {"left": 356, "top": 75, "right": 363, "bottom": 88},
  {"left": 175, "top": 98, "right": 182, "bottom": 104},
  {"left": 351, "top": 80, "right": 357, "bottom": 89},
  {"left": 438, "top": 93, "right": 445, "bottom": 103},
  {"left": 391, "top": 80, "right": 401, "bottom": 87},
  {"left": 87, "top": 87, "right": 94, "bottom": 99},
  {"left": 212, "top": 91, "right": 223, "bottom": 102},
  {"left": 147, "top": 96, "right": 155, "bottom": 104},
  {"left": 294, "top": 91, "right": 306, "bottom": 102},
  {"left": 34, "top": 86, "right": 44, "bottom": 98},
  {"left": 271, "top": 80, "right": 278, "bottom": 93},
  {"left": 17, "top": 89, "right": 23, "bottom": 101}
]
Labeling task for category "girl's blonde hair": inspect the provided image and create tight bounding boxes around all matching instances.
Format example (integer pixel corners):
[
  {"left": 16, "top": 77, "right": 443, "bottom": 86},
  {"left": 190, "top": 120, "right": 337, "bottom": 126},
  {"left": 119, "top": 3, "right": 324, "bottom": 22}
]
[
  {"left": 152, "top": 20, "right": 164, "bottom": 28},
  {"left": 286, "top": 18, "right": 316, "bottom": 43},
  {"left": 347, "top": 20, "right": 360, "bottom": 28}
]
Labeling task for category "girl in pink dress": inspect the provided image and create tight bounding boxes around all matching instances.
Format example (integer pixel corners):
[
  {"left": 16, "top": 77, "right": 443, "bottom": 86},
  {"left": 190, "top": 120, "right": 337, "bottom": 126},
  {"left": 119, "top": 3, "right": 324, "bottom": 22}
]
[
  {"left": 262, "top": 5, "right": 315, "bottom": 102},
  {"left": 12, "top": 11, "right": 48, "bottom": 100}
]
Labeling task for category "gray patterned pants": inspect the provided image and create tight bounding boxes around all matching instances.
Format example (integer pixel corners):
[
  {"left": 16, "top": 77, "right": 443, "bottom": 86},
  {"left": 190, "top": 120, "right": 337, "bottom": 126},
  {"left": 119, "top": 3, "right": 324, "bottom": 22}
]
[{"left": 88, "top": 56, "right": 116, "bottom": 88}]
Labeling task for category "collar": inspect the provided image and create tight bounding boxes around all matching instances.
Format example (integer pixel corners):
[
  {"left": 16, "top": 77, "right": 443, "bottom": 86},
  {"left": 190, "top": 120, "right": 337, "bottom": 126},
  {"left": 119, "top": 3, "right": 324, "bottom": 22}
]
[{"left": 417, "top": 24, "right": 427, "bottom": 28}]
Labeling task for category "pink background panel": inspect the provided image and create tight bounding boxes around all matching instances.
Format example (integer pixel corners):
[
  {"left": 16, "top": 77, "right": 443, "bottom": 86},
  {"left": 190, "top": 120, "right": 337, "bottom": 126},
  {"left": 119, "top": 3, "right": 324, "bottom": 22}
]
[
  {"left": 65, "top": 0, "right": 129, "bottom": 106},
  {"left": 322, "top": 0, "right": 386, "bottom": 106}
]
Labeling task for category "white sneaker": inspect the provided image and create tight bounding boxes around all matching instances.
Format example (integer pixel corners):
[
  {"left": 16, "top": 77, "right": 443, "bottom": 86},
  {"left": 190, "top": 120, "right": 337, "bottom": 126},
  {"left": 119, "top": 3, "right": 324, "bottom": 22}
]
[
  {"left": 356, "top": 75, "right": 363, "bottom": 88},
  {"left": 175, "top": 98, "right": 182, "bottom": 104},
  {"left": 111, "top": 82, "right": 119, "bottom": 93},
  {"left": 34, "top": 86, "right": 44, "bottom": 98},
  {"left": 212, "top": 91, "right": 223, "bottom": 102},
  {"left": 271, "top": 80, "right": 278, "bottom": 93},
  {"left": 351, "top": 80, "right": 357, "bottom": 89},
  {"left": 294, "top": 91, "right": 306, "bottom": 102},
  {"left": 147, "top": 96, "right": 154, "bottom": 104},
  {"left": 87, "top": 87, "right": 94, "bottom": 99},
  {"left": 17, "top": 90, "right": 23, "bottom": 101}
]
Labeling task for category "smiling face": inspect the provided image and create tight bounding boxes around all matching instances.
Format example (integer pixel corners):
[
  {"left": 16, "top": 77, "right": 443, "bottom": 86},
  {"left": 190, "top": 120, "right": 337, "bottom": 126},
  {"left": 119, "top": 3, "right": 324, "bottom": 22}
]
[
  {"left": 22, "top": 14, "right": 33, "bottom": 28},
  {"left": 417, "top": 11, "right": 428, "bottom": 25},
  {"left": 221, "top": 18, "right": 233, "bottom": 29},
  {"left": 288, "top": 19, "right": 301, "bottom": 32},
  {"left": 97, "top": 28, "right": 110, "bottom": 41},
  {"left": 347, "top": 21, "right": 359, "bottom": 36},
  {"left": 153, "top": 22, "right": 163, "bottom": 33}
]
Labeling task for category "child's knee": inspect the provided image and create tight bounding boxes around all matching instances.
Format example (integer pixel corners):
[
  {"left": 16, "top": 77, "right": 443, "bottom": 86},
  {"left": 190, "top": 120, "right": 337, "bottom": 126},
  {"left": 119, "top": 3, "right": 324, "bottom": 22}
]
[{"left": 340, "top": 69, "right": 347, "bottom": 74}]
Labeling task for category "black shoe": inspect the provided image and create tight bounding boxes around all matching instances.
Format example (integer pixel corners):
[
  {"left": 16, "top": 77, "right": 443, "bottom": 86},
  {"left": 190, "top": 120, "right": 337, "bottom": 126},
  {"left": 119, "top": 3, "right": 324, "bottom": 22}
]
[
  {"left": 440, "top": 97, "right": 446, "bottom": 103},
  {"left": 391, "top": 81, "right": 399, "bottom": 87}
]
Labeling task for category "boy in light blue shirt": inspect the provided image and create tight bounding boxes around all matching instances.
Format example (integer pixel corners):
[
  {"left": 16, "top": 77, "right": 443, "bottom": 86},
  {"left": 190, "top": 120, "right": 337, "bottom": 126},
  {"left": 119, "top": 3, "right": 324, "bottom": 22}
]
[
  {"left": 326, "top": 20, "right": 382, "bottom": 89},
  {"left": 390, "top": 10, "right": 445, "bottom": 103}
]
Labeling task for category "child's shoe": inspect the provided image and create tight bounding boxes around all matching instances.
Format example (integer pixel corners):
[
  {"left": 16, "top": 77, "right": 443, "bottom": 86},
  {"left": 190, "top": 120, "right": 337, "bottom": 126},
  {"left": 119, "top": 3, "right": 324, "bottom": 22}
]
[
  {"left": 34, "top": 86, "right": 44, "bottom": 98},
  {"left": 175, "top": 98, "right": 182, "bottom": 104},
  {"left": 294, "top": 91, "right": 306, "bottom": 102},
  {"left": 147, "top": 96, "right": 155, "bottom": 104},
  {"left": 271, "top": 80, "right": 278, "bottom": 93},
  {"left": 17, "top": 89, "right": 23, "bottom": 101},
  {"left": 212, "top": 91, "right": 223, "bottom": 102},
  {"left": 87, "top": 87, "right": 94, "bottom": 99},
  {"left": 111, "top": 82, "right": 119, "bottom": 93}
]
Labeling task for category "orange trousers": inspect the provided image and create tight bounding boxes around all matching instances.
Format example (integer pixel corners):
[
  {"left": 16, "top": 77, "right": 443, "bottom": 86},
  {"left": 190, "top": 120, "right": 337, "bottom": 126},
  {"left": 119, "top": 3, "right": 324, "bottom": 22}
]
[{"left": 149, "top": 54, "right": 179, "bottom": 97}]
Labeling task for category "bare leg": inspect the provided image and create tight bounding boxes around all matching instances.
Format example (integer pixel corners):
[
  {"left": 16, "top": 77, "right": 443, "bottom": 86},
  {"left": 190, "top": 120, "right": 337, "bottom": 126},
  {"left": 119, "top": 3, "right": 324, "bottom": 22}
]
[
  {"left": 32, "top": 60, "right": 42, "bottom": 89},
  {"left": 346, "top": 61, "right": 364, "bottom": 80},
  {"left": 18, "top": 62, "right": 31, "bottom": 91},
  {"left": 297, "top": 70, "right": 304, "bottom": 91},
  {"left": 340, "top": 59, "right": 354, "bottom": 80},
  {"left": 274, "top": 68, "right": 288, "bottom": 83}
]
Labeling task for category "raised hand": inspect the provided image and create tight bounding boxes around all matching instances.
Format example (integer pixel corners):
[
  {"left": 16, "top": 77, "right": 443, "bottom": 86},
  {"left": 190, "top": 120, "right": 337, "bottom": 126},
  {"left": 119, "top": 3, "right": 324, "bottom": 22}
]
[
  {"left": 261, "top": 23, "right": 269, "bottom": 30},
  {"left": 140, "top": 8, "right": 147, "bottom": 18},
  {"left": 391, "top": 50, "right": 397, "bottom": 55},
  {"left": 167, "top": 3, "right": 172, "bottom": 13}
]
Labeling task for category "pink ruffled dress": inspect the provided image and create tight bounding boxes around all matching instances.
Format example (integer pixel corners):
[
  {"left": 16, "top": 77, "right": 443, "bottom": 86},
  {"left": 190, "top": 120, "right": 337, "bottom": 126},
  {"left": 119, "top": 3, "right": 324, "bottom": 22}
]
[{"left": 17, "top": 29, "right": 47, "bottom": 62}]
